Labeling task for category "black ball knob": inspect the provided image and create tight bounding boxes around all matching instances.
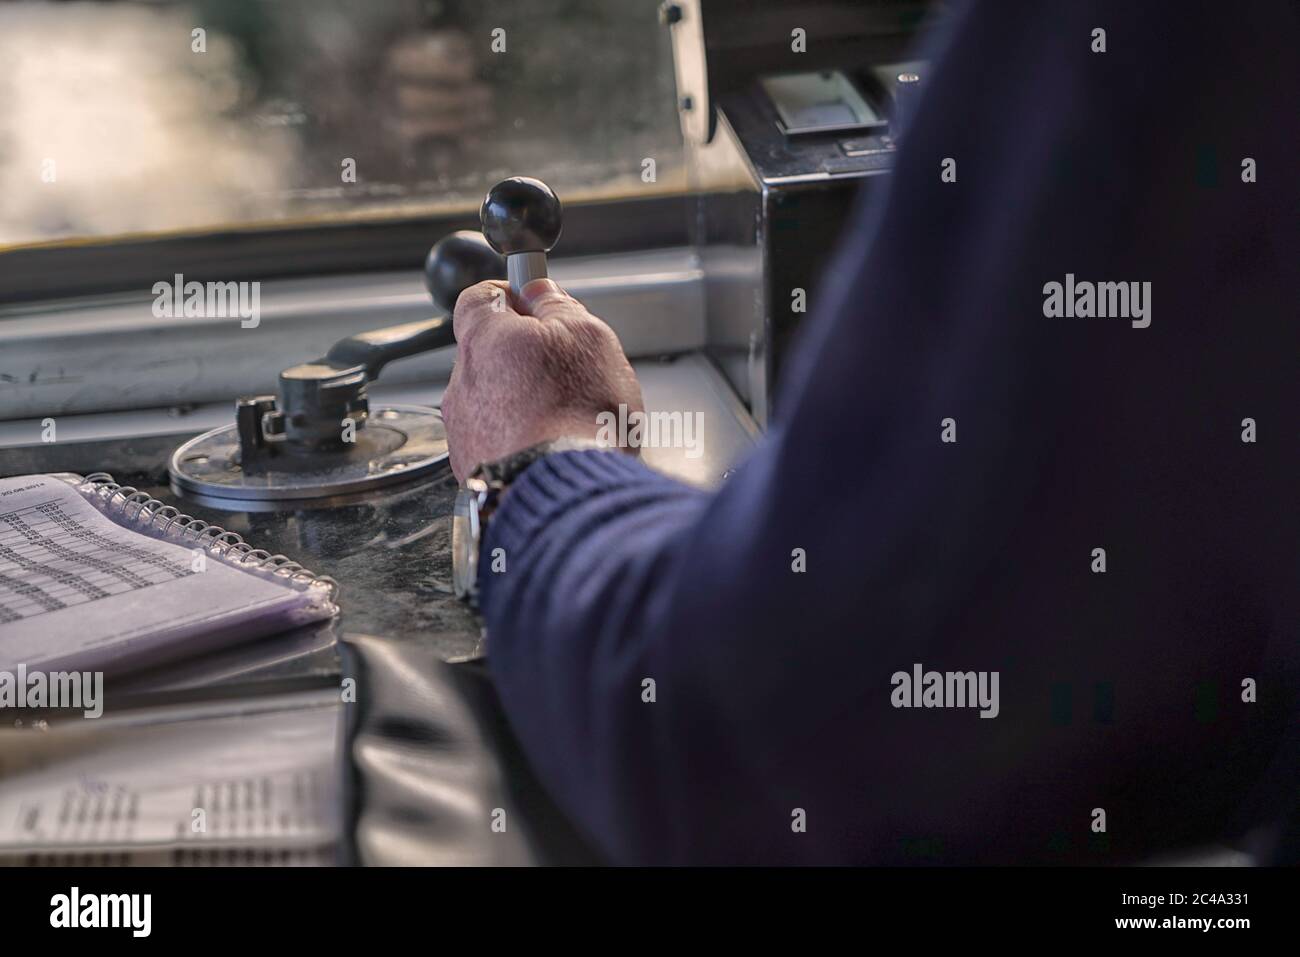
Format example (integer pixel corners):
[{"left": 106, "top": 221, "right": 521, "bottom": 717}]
[
  {"left": 480, "top": 177, "right": 563, "bottom": 256},
  {"left": 423, "top": 230, "right": 506, "bottom": 313}
]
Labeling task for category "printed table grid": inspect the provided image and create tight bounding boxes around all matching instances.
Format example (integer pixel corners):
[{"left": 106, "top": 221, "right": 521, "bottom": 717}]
[{"left": 0, "top": 499, "right": 194, "bottom": 624}]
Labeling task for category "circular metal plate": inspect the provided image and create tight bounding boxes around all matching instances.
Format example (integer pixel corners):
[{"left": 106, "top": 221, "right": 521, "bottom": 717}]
[{"left": 169, "top": 404, "right": 449, "bottom": 507}]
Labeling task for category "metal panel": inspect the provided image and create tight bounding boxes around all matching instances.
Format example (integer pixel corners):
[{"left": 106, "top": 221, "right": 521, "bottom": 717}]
[
  {"left": 0, "top": 354, "right": 758, "bottom": 491},
  {"left": 0, "top": 248, "right": 707, "bottom": 421}
]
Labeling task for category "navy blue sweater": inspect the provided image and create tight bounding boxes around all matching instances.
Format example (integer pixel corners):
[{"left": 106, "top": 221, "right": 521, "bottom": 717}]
[{"left": 480, "top": 1, "right": 1299, "bottom": 864}]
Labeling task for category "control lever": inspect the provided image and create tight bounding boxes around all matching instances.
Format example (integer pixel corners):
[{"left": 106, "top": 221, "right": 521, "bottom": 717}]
[
  {"left": 324, "top": 228, "right": 507, "bottom": 378},
  {"left": 174, "top": 180, "right": 564, "bottom": 503},
  {"left": 237, "top": 229, "right": 504, "bottom": 463},
  {"left": 233, "top": 176, "right": 564, "bottom": 467},
  {"left": 480, "top": 176, "right": 564, "bottom": 295}
]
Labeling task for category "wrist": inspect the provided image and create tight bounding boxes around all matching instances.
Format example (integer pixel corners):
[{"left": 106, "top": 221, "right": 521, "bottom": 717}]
[{"left": 451, "top": 438, "right": 616, "bottom": 605}]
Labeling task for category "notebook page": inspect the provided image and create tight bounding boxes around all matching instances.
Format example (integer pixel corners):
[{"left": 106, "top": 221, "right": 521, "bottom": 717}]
[
  {"left": 0, "top": 692, "right": 339, "bottom": 859},
  {"left": 0, "top": 475, "right": 328, "bottom": 674}
]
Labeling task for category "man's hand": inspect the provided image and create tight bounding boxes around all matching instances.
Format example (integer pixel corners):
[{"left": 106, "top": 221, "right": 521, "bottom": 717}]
[{"left": 441, "top": 278, "right": 645, "bottom": 483}]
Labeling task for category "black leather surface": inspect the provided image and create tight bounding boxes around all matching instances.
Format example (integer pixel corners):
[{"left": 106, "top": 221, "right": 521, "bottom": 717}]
[{"left": 339, "top": 633, "right": 601, "bottom": 866}]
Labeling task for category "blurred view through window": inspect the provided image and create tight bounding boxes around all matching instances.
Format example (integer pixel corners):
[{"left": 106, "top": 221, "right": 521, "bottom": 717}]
[{"left": 0, "top": 0, "right": 684, "bottom": 247}]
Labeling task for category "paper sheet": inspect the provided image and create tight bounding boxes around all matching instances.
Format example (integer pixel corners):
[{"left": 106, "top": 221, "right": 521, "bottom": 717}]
[
  {"left": 0, "top": 475, "right": 326, "bottom": 674},
  {"left": 0, "top": 693, "right": 340, "bottom": 862}
]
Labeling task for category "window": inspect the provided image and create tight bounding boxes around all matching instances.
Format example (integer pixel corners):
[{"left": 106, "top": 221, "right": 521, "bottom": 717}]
[{"left": 0, "top": 0, "right": 684, "bottom": 247}]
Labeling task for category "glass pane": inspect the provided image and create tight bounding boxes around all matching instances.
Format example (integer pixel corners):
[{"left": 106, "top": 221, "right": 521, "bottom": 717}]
[{"left": 0, "top": 0, "right": 684, "bottom": 247}]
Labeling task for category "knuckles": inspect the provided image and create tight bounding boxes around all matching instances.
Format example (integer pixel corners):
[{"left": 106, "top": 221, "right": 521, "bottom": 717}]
[{"left": 442, "top": 283, "right": 645, "bottom": 477}]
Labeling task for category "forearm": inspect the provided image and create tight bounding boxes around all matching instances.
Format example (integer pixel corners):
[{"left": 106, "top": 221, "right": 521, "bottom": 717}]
[
  {"left": 479, "top": 443, "right": 871, "bottom": 864},
  {"left": 480, "top": 450, "right": 709, "bottom": 861}
]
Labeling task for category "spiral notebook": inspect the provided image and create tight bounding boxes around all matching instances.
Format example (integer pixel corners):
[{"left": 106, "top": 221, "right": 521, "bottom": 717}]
[{"left": 0, "top": 473, "right": 338, "bottom": 675}]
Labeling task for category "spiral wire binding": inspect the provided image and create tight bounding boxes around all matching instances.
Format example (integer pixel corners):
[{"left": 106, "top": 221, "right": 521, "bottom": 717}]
[{"left": 80, "top": 473, "right": 340, "bottom": 603}]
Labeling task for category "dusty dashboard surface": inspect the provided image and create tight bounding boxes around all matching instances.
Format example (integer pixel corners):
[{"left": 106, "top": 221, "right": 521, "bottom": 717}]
[{"left": 0, "top": 433, "right": 480, "bottom": 663}]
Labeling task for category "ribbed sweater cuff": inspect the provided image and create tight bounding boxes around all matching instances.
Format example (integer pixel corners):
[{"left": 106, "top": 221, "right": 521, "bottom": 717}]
[{"left": 480, "top": 449, "right": 667, "bottom": 576}]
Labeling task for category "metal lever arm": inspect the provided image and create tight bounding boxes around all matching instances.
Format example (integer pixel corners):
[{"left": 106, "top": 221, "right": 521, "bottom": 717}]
[
  {"left": 321, "top": 227, "right": 503, "bottom": 381},
  {"left": 239, "top": 228, "right": 501, "bottom": 461},
  {"left": 323, "top": 316, "right": 455, "bottom": 381}
]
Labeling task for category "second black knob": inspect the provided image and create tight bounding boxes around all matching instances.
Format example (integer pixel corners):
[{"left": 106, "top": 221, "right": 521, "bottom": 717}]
[{"left": 423, "top": 230, "right": 507, "bottom": 314}]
